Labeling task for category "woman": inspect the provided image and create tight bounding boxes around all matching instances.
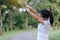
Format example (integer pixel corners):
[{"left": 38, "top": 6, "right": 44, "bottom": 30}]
[{"left": 26, "top": 5, "right": 54, "bottom": 40}]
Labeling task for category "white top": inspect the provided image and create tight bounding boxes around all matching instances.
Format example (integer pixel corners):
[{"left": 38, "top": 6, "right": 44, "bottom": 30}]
[{"left": 37, "top": 18, "right": 51, "bottom": 40}]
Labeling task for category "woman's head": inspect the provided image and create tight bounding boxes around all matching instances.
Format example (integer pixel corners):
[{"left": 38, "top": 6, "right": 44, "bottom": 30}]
[{"left": 39, "top": 10, "right": 54, "bottom": 25}]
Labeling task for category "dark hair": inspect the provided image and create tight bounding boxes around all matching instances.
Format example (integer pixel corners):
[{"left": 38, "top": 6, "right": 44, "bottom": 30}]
[{"left": 40, "top": 10, "right": 54, "bottom": 25}]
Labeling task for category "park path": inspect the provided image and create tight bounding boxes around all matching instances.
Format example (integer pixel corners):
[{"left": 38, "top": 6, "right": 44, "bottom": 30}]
[{"left": 9, "top": 30, "right": 37, "bottom": 40}]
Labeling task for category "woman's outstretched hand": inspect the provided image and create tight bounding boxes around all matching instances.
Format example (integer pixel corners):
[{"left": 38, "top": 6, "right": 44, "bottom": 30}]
[
  {"left": 26, "top": 4, "right": 36, "bottom": 14},
  {"left": 26, "top": 5, "right": 31, "bottom": 11}
]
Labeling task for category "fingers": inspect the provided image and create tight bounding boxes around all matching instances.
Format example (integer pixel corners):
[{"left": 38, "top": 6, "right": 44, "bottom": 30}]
[
  {"left": 25, "top": 4, "right": 33, "bottom": 13},
  {"left": 26, "top": 5, "right": 31, "bottom": 9},
  {"left": 25, "top": 5, "right": 31, "bottom": 12}
]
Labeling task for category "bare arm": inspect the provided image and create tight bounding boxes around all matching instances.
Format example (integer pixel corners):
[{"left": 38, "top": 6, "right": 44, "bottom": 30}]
[
  {"left": 26, "top": 5, "right": 41, "bottom": 17},
  {"left": 29, "top": 7, "right": 41, "bottom": 17},
  {"left": 26, "top": 5, "right": 44, "bottom": 24}
]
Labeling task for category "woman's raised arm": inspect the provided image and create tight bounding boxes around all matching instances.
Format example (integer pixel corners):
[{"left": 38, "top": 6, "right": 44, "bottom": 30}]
[
  {"left": 26, "top": 5, "right": 44, "bottom": 24},
  {"left": 26, "top": 5, "right": 41, "bottom": 17}
]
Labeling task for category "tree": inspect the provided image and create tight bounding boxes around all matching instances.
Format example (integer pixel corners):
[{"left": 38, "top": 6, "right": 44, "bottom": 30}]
[
  {"left": 0, "top": 7, "right": 3, "bottom": 35},
  {"left": 8, "top": 0, "right": 29, "bottom": 30},
  {"left": 0, "top": 0, "right": 7, "bottom": 35}
]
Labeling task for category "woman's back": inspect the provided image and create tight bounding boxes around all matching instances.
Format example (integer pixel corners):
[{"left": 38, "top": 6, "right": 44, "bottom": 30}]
[{"left": 37, "top": 18, "right": 51, "bottom": 40}]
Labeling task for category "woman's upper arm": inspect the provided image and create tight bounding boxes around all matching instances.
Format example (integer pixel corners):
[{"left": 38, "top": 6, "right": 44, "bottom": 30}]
[
  {"left": 37, "top": 17, "right": 44, "bottom": 24},
  {"left": 37, "top": 17, "right": 50, "bottom": 25}
]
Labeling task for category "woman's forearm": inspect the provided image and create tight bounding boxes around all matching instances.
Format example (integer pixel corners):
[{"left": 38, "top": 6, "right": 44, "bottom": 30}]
[
  {"left": 29, "top": 7, "right": 41, "bottom": 17},
  {"left": 26, "top": 5, "right": 41, "bottom": 17},
  {"left": 26, "top": 8, "right": 44, "bottom": 24}
]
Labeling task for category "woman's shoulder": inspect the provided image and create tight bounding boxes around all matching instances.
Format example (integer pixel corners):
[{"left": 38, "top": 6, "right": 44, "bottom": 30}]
[
  {"left": 44, "top": 18, "right": 50, "bottom": 25},
  {"left": 38, "top": 18, "right": 50, "bottom": 26}
]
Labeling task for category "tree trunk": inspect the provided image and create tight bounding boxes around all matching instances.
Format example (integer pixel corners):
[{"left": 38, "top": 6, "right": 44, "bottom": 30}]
[
  {"left": 10, "top": 15, "right": 12, "bottom": 30},
  {"left": 25, "top": 13, "right": 28, "bottom": 29},
  {"left": 52, "top": 0, "right": 57, "bottom": 3},
  {"left": 10, "top": 14, "right": 13, "bottom": 31},
  {"left": 53, "top": 0, "right": 57, "bottom": 3},
  {"left": 0, "top": 7, "right": 3, "bottom": 35},
  {"left": 56, "top": 16, "right": 58, "bottom": 29}
]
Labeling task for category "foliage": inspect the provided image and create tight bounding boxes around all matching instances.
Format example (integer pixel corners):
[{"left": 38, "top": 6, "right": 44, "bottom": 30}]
[{"left": 0, "top": 0, "right": 60, "bottom": 31}]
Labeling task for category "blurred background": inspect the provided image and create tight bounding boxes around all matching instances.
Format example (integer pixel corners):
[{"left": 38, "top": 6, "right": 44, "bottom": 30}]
[{"left": 0, "top": 0, "right": 60, "bottom": 40}]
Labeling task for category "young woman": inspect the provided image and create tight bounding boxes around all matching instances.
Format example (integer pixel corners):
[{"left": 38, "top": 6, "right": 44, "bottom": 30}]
[{"left": 26, "top": 5, "right": 54, "bottom": 40}]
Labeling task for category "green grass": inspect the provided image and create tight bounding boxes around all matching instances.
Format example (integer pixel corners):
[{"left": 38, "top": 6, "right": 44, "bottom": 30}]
[
  {"left": 0, "top": 29, "right": 60, "bottom": 40},
  {"left": 49, "top": 29, "right": 60, "bottom": 40}
]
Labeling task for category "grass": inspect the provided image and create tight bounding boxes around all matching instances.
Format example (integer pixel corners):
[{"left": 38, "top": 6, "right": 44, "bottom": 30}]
[
  {"left": 0, "top": 29, "right": 60, "bottom": 40},
  {"left": 49, "top": 29, "right": 60, "bottom": 40}
]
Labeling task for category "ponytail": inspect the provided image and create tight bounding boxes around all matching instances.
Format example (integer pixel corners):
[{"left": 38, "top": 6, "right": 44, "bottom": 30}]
[{"left": 50, "top": 11, "right": 54, "bottom": 25}]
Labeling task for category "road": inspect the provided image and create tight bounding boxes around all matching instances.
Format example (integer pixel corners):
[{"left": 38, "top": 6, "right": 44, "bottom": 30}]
[{"left": 9, "top": 30, "right": 37, "bottom": 40}]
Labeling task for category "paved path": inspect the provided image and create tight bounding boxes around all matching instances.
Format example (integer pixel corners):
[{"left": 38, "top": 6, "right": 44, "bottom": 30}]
[{"left": 9, "top": 30, "right": 37, "bottom": 40}]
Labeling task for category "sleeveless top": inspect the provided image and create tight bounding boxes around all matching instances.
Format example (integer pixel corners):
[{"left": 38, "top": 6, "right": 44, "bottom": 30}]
[{"left": 37, "top": 18, "right": 51, "bottom": 40}]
